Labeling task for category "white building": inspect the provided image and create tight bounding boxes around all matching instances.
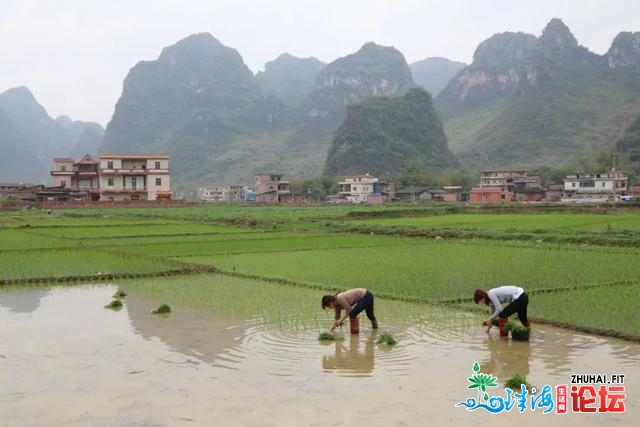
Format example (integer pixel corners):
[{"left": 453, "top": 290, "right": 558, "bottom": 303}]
[
  {"left": 562, "top": 170, "right": 628, "bottom": 202},
  {"left": 98, "top": 154, "right": 171, "bottom": 201},
  {"left": 336, "top": 174, "right": 379, "bottom": 204},
  {"left": 197, "top": 185, "right": 246, "bottom": 203}
]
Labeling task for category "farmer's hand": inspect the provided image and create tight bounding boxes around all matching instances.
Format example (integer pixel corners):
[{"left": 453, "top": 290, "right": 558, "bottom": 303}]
[{"left": 482, "top": 319, "right": 490, "bottom": 326}]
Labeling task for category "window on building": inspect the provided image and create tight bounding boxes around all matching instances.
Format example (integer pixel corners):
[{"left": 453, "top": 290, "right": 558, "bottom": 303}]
[
  {"left": 131, "top": 177, "right": 137, "bottom": 190},
  {"left": 155, "top": 161, "right": 161, "bottom": 169},
  {"left": 602, "top": 182, "right": 606, "bottom": 187},
  {"left": 61, "top": 165, "right": 67, "bottom": 172},
  {"left": 155, "top": 178, "right": 162, "bottom": 186},
  {"left": 108, "top": 178, "right": 114, "bottom": 186},
  {"left": 61, "top": 180, "right": 66, "bottom": 188},
  {"left": 107, "top": 161, "right": 113, "bottom": 169}
]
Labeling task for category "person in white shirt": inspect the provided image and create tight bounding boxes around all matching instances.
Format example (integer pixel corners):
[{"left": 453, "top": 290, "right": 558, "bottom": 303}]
[{"left": 474, "top": 286, "right": 530, "bottom": 337}]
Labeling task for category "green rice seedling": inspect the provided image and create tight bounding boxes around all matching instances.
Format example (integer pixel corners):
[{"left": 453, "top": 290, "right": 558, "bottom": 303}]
[
  {"left": 151, "top": 304, "right": 171, "bottom": 314},
  {"left": 318, "top": 332, "right": 336, "bottom": 342},
  {"left": 376, "top": 332, "right": 397, "bottom": 345},
  {"left": 104, "top": 300, "right": 123, "bottom": 310},
  {"left": 504, "top": 373, "right": 533, "bottom": 391},
  {"left": 503, "top": 321, "right": 530, "bottom": 340},
  {"left": 113, "top": 290, "right": 127, "bottom": 299}
]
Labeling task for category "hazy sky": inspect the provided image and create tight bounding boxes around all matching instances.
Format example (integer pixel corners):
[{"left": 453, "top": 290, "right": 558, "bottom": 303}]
[{"left": 1, "top": 0, "right": 638, "bottom": 126}]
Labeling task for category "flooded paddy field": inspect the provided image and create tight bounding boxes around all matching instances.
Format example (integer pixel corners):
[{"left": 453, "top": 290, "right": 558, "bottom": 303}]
[
  {"left": 2, "top": 206, "right": 640, "bottom": 426},
  {"left": 1, "top": 283, "right": 638, "bottom": 427}
]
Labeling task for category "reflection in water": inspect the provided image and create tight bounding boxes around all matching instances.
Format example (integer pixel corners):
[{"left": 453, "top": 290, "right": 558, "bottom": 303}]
[
  {"left": 322, "top": 331, "right": 377, "bottom": 376},
  {"left": 532, "top": 328, "right": 584, "bottom": 375},
  {"left": 481, "top": 337, "right": 532, "bottom": 380},
  {"left": 124, "top": 289, "right": 249, "bottom": 367},
  {"left": 0, "top": 285, "right": 639, "bottom": 427},
  {"left": 0, "top": 289, "right": 49, "bottom": 313}
]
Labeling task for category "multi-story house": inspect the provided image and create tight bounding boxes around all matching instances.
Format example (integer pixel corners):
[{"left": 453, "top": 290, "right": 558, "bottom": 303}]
[
  {"left": 98, "top": 154, "right": 171, "bottom": 201},
  {"left": 197, "top": 185, "right": 246, "bottom": 203},
  {"left": 562, "top": 170, "right": 628, "bottom": 202},
  {"left": 50, "top": 155, "right": 100, "bottom": 201},
  {"left": 478, "top": 168, "right": 529, "bottom": 188},
  {"left": 254, "top": 174, "right": 291, "bottom": 203},
  {"left": 470, "top": 167, "right": 540, "bottom": 203},
  {"left": 334, "top": 174, "right": 392, "bottom": 204}
]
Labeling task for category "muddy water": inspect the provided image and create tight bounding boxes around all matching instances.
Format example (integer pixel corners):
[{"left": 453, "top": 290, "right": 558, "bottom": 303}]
[{"left": 0, "top": 286, "right": 638, "bottom": 427}]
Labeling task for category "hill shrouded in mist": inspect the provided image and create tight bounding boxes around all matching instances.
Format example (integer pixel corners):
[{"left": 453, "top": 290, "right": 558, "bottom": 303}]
[
  {"left": 435, "top": 18, "right": 640, "bottom": 175},
  {"left": 5, "top": 19, "right": 640, "bottom": 188},
  {"left": 410, "top": 57, "right": 466, "bottom": 96},
  {"left": 101, "top": 37, "right": 418, "bottom": 187},
  {"left": 0, "top": 86, "right": 104, "bottom": 183},
  {"left": 256, "top": 53, "right": 326, "bottom": 106}
]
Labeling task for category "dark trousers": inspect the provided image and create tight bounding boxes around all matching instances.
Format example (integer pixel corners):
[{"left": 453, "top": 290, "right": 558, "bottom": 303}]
[
  {"left": 349, "top": 290, "right": 376, "bottom": 321},
  {"left": 498, "top": 292, "right": 529, "bottom": 324}
]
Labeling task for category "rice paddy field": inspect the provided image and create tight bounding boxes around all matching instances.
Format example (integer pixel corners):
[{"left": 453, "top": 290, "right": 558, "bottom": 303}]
[
  {"left": 1, "top": 204, "right": 639, "bottom": 426},
  {"left": 1, "top": 204, "right": 639, "bottom": 335}
]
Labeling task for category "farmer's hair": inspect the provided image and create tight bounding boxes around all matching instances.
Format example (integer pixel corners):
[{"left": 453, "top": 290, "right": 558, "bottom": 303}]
[
  {"left": 474, "top": 289, "right": 488, "bottom": 304},
  {"left": 321, "top": 295, "right": 337, "bottom": 309}
]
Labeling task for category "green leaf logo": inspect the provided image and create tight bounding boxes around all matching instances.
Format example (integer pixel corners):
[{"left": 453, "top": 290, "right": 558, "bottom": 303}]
[{"left": 467, "top": 362, "right": 498, "bottom": 404}]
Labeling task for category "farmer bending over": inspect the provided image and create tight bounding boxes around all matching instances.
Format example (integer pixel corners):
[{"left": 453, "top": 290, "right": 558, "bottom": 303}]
[
  {"left": 321, "top": 288, "right": 378, "bottom": 332},
  {"left": 474, "top": 286, "right": 530, "bottom": 338}
]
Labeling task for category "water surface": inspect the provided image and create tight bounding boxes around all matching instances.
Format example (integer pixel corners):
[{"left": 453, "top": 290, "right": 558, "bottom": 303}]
[{"left": 0, "top": 285, "right": 637, "bottom": 426}]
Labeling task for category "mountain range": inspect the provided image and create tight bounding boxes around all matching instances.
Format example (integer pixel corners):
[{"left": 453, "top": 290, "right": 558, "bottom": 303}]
[
  {"left": 3, "top": 18, "right": 640, "bottom": 189},
  {"left": 435, "top": 19, "right": 640, "bottom": 175},
  {"left": 100, "top": 36, "right": 423, "bottom": 187},
  {"left": 0, "top": 86, "right": 104, "bottom": 183}
]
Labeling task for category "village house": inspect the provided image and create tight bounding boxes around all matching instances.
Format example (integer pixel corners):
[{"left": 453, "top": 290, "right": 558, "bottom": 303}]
[
  {"left": 544, "top": 184, "right": 564, "bottom": 202},
  {"left": 254, "top": 173, "right": 291, "bottom": 204},
  {"left": 50, "top": 155, "right": 100, "bottom": 201},
  {"left": 469, "top": 186, "right": 503, "bottom": 203},
  {"left": 393, "top": 186, "right": 434, "bottom": 203},
  {"left": 470, "top": 168, "right": 541, "bottom": 203},
  {"left": 562, "top": 170, "right": 628, "bottom": 202},
  {"left": 197, "top": 185, "right": 246, "bottom": 203},
  {"left": 443, "top": 186, "right": 463, "bottom": 202},
  {"left": 393, "top": 186, "right": 460, "bottom": 203},
  {"left": 330, "top": 174, "right": 393, "bottom": 204},
  {"left": 98, "top": 154, "right": 171, "bottom": 201},
  {"left": 0, "top": 182, "right": 38, "bottom": 197}
]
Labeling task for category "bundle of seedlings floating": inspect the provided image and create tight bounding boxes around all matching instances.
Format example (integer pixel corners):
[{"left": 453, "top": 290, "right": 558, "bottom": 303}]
[
  {"left": 151, "top": 304, "right": 171, "bottom": 315},
  {"left": 104, "top": 300, "right": 123, "bottom": 310},
  {"left": 504, "top": 373, "right": 533, "bottom": 392},
  {"left": 318, "top": 332, "right": 336, "bottom": 342},
  {"left": 503, "top": 321, "right": 530, "bottom": 341},
  {"left": 113, "top": 290, "right": 127, "bottom": 299},
  {"left": 376, "top": 332, "right": 397, "bottom": 346}
]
